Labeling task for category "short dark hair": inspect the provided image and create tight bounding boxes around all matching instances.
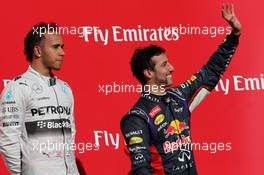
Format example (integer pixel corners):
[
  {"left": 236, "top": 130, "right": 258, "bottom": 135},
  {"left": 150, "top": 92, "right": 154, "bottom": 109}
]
[
  {"left": 24, "top": 22, "right": 58, "bottom": 62},
  {"left": 130, "top": 45, "right": 165, "bottom": 85}
]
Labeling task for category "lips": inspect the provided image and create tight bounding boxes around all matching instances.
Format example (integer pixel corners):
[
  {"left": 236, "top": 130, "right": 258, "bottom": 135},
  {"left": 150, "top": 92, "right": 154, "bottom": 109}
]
[{"left": 57, "top": 56, "right": 64, "bottom": 61}]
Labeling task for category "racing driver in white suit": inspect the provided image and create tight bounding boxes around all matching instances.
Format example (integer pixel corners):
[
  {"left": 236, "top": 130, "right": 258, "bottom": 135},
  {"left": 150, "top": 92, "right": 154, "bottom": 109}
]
[{"left": 0, "top": 22, "right": 80, "bottom": 175}]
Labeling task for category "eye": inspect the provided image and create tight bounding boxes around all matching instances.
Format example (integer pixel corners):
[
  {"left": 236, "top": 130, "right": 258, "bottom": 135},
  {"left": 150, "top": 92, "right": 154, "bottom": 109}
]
[
  {"left": 53, "top": 45, "right": 59, "bottom": 49},
  {"left": 162, "top": 61, "right": 167, "bottom": 67},
  {"left": 53, "top": 44, "right": 63, "bottom": 49}
]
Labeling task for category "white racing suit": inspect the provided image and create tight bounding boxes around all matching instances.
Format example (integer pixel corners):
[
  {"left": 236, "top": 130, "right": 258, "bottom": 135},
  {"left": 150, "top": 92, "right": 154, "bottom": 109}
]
[{"left": 0, "top": 66, "right": 79, "bottom": 175}]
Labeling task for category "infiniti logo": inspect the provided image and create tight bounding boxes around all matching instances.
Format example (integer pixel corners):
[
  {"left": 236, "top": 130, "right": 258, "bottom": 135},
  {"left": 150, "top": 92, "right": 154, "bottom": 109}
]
[{"left": 135, "top": 153, "right": 144, "bottom": 160}]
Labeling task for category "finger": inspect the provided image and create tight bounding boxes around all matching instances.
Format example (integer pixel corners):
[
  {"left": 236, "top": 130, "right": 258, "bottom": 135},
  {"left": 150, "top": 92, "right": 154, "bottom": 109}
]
[
  {"left": 223, "top": 3, "right": 227, "bottom": 13},
  {"left": 222, "top": 3, "right": 225, "bottom": 11},
  {"left": 232, "top": 3, "right": 235, "bottom": 16},
  {"left": 221, "top": 3, "right": 225, "bottom": 15},
  {"left": 222, "top": 3, "right": 227, "bottom": 14},
  {"left": 227, "top": 3, "right": 231, "bottom": 15}
]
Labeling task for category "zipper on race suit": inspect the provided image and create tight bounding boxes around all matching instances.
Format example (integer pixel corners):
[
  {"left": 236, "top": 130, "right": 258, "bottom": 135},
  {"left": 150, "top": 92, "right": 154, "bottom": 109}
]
[{"left": 51, "top": 86, "right": 69, "bottom": 173}]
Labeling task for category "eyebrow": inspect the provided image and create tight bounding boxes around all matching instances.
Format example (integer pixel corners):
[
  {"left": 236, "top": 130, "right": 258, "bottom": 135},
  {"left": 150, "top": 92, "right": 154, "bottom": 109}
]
[
  {"left": 161, "top": 60, "right": 168, "bottom": 65},
  {"left": 52, "top": 44, "right": 64, "bottom": 48}
]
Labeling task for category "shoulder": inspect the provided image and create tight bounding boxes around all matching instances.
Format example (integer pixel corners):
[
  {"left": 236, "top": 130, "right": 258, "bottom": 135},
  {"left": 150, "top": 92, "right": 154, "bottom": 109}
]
[
  {"left": 6, "top": 73, "right": 31, "bottom": 90},
  {"left": 120, "top": 99, "right": 150, "bottom": 130},
  {"left": 167, "top": 87, "right": 186, "bottom": 100},
  {"left": 57, "top": 79, "right": 72, "bottom": 89},
  {"left": 56, "top": 79, "right": 73, "bottom": 95},
  {"left": 1, "top": 74, "right": 31, "bottom": 101}
]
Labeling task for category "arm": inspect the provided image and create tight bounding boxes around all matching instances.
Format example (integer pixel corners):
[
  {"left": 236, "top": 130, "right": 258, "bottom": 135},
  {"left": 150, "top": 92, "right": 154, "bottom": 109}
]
[
  {"left": 68, "top": 85, "right": 76, "bottom": 144},
  {"left": 0, "top": 81, "right": 25, "bottom": 175},
  {"left": 170, "top": 4, "right": 241, "bottom": 112},
  {"left": 121, "top": 115, "right": 152, "bottom": 175},
  {"left": 63, "top": 82, "right": 77, "bottom": 152}
]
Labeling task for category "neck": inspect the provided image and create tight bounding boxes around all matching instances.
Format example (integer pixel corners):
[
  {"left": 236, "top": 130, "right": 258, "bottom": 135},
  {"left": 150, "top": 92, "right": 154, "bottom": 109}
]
[
  {"left": 31, "top": 61, "right": 52, "bottom": 77},
  {"left": 144, "top": 83, "right": 166, "bottom": 96}
]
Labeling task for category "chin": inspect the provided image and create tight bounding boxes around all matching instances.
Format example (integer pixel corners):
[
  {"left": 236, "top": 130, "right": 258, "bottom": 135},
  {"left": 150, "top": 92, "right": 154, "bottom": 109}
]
[
  {"left": 163, "top": 82, "right": 172, "bottom": 88},
  {"left": 53, "top": 67, "right": 61, "bottom": 71},
  {"left": 53, "top": 64, "right": 62, "bottom": 70},
  {"left": 167, "top": 79, "right": 173, "bottom": 86},
  {"left": 164, "top": 84, "right": 172, "bottom": 88}
]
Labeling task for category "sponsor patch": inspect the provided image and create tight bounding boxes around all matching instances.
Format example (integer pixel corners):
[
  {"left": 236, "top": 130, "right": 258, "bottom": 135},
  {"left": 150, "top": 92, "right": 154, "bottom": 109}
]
[
  {"left": 154, "top": 114, "right": 165, "bottom": 125},
  {"left": 129, "top": 136, "right": 143, "bottom": 145},
  {"left": 149, "top": 105, "right": 161, "bottom": 118}
]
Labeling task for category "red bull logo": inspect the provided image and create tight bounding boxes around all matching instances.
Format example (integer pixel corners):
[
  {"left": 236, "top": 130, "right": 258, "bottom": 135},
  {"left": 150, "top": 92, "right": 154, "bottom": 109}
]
[
  {"left": 164, "top": 120, "right": 189, "bottom": 138},
  {"left": 163, "top": 135, "right": 192, "bottom": 154}
]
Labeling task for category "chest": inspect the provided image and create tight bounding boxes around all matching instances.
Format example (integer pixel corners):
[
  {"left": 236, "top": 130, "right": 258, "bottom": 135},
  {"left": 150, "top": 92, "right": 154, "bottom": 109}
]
[
  {"left": 147, "top": 98, "right": 191, "bottom": 142},
  {"left": 25, "top": 82, "right": 72, "bottom": 120}
]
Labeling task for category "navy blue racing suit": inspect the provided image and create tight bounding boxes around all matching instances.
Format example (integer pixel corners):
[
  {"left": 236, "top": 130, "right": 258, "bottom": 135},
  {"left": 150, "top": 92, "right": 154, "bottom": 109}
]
[{"left": 120, "top": 33, "right": 239, "bottom": 175}]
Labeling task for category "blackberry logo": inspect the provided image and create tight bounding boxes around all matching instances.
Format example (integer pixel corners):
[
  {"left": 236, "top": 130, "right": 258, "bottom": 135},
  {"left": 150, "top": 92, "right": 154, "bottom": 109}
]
[
  {"left": 36, "top": 120, "right": 71, "bottom": 129},
  {"left": 37, "top": 121, "right": 47, "bottom": 128}
]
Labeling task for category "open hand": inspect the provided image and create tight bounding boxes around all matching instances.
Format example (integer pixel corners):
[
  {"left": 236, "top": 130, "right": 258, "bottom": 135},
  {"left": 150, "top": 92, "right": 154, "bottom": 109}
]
[{"left": 222, "top": 3, "right": 242, "bottom": 35}]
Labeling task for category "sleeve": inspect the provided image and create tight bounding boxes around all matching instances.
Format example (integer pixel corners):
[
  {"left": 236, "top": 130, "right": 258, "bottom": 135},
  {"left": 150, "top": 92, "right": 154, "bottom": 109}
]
[
  {"left": 65, "top": 83, "right": 76, "bottom": 146},
  {"left": 0, "top": 81, "right": 25, "bottom": 175},
  {"left": 70, "top": 90, "right": 76, "bottom": 143},
  {"left": 121, "top": 115, "right": 153, "bottom": 175},
  {"left": 170, "top": 32, "right": 239, "bottom": 112}
]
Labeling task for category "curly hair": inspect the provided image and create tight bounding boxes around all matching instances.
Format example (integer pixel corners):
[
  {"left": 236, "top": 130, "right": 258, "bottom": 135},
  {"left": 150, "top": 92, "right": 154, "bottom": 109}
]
[{"left": 130, "top": 45, "right": 165, "bottom": 85}]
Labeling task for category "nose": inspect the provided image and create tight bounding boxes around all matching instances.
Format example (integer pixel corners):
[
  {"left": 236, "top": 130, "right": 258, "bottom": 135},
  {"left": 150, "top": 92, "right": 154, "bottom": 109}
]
[
  {"left": 168, "top": 63, "right": 175, "bottom": 72},
  {"left": 59, "top": 47, "right": 65, "bottom": 57}
]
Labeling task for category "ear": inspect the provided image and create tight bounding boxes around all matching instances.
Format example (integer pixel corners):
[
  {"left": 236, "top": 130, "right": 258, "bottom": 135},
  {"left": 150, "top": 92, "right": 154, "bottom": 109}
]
[
  {"left": 33, "top": 45, "right": 41, "bottom": 58},
  {"left": 143, "top": 69, "right": 154, "bottom": 80}
]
